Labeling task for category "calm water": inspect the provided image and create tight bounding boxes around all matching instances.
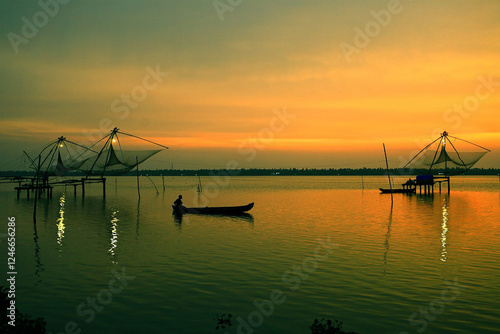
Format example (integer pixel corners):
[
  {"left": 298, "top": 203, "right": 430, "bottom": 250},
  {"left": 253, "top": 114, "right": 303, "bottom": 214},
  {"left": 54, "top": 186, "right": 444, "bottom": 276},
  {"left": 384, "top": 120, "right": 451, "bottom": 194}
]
[{"left": 1, "top": 176, "right": 499, "bottom": 334}]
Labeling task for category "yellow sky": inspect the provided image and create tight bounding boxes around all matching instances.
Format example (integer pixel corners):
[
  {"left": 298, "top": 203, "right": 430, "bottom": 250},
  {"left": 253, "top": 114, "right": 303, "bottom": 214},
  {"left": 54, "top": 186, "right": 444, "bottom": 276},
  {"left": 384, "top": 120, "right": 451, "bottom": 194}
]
[{"left": 0, "top": 1, "right": 499, "bottom": 169}]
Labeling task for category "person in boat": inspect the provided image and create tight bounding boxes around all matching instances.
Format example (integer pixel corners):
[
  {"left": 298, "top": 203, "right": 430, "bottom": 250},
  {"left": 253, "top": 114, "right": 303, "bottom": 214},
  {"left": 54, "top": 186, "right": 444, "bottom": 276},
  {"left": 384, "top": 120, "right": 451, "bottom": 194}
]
[
  {"left": 405, "top": 178, "right": 415, "bottom": 186},
  {"left": 173, "top": 195, "right": 187, "bottom": 214},
  {"left": 174, "top": 195, "right": 183, "bottom": 207}
]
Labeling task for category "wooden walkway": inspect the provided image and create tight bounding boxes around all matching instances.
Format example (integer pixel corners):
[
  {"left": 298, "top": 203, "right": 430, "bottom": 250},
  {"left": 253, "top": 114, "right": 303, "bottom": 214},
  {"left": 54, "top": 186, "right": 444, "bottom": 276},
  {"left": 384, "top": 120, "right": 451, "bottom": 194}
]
[
  {"left": 15, "top": 184, "right": 53, "bottom": 199},
  {"left": 7, "top": 177, "right": 107, "bottom": 199}
]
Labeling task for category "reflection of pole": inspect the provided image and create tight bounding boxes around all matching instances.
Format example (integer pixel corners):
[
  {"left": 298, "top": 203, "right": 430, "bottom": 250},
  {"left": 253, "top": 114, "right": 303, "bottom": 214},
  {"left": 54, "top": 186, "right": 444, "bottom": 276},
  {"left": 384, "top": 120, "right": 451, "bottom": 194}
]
[
  {"left": 136, "top": 156, "right": 140, "bottom": 200},
  {"left": 103, "top": 178, "right": 106, "bottom": 197},
  {"left": 383, "top": 144, "right": 393, "bottom": 204},
  {"left": 383, "top": 203, "right": 393, "bottom": 275},
  {"left": 136, "top": 199, "right": 140, "bottom": 238},
  {"left": 33, "top": 155, "right": 41, "bottom": 223},
  {"left": 197, "top": 174, "right": 203, "bottom": 193}
]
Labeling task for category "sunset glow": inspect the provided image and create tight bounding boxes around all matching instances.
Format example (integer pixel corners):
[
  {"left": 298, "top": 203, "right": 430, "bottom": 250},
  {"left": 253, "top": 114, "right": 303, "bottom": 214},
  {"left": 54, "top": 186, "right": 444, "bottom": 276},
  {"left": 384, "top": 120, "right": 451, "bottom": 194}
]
[{"left": 1, "top": 1, "right": 499, "bottom": 169}]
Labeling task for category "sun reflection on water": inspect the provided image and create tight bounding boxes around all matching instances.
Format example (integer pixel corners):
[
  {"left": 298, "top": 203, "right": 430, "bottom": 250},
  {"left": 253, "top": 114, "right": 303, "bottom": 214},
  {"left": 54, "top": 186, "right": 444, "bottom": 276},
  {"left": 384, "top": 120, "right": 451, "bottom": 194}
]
[
  {"left": 441, "top": 197, "right": 449, "bottom": 262},
  {"left": 56, "top": 194, "right": 65, "bottom": 249},
  {"left": 109, "top": 210, "right": 119, "bottom": 262}
]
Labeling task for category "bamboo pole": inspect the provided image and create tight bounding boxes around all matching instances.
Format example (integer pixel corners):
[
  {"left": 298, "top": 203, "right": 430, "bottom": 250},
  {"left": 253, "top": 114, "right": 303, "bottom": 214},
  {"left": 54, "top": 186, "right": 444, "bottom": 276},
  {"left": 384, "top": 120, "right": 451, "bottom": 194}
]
[
  {"left": 383, "top": 143, "right": 393, "bottom": 204},
  {"left": 145, "top": 174, "right": 159, "bottom": 195}
]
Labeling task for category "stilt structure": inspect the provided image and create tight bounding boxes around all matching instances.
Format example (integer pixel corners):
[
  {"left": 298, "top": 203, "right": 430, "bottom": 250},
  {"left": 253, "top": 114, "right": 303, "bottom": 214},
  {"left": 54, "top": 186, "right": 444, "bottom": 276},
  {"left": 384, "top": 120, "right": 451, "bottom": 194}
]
[
  {"left": 13, "top": 128, "right": 168, "bottom": 199},
  {"left": 402, "top": 131, "right": 490, "bottom": 195}
]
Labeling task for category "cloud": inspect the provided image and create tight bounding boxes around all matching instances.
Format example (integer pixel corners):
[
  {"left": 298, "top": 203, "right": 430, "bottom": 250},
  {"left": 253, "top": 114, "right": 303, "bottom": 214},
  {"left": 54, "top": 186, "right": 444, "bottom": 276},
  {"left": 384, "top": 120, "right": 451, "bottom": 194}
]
[{"left": 0, "top": 0, "right": 499, "bottom": 168}]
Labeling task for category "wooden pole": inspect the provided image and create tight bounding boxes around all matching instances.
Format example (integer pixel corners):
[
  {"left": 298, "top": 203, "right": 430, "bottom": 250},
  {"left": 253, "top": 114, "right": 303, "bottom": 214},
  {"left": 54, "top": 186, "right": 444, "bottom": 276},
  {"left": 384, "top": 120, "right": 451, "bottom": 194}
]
[
  {"left": 361, "top": 175, "right": 364, "bottom": 190},
  {"left": 162, "top": 175, "right": 165, "bottom": 192},
  {"left": 145, "top": 174, "right": 159, "bottom": 195},
  {"left": 136, "top": 156, "right": 140, "bottom": 200},
  {"left": 383, "top": 143, "right": 393, "bottom": 203}
]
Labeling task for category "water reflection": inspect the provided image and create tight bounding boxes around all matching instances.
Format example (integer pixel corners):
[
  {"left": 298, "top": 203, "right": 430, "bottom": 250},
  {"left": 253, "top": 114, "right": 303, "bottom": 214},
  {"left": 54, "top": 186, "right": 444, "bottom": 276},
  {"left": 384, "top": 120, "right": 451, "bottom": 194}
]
[
  {"left": 33, "top": 221, "right": 44, "bottom": 285},
  {"left": 56, "top": 194, "right": 66, "bottom": 249},
  {"left": 230, "top": 213, "right": 254, "bottom": 224},
  {"left": 173, "top": 212, "right": 183, "bottom": 230},
  {"left": 136, "top": 200, "right": 140, "bottom": 238},
  {"left": 172, "top": 213, "right": 254, "bottom": 231},
  {"left": 109, "top": 210, "right": 119, "bottom": 262},
  {"left": 441, "top": 197, "right": 449, "bottom": 262},
  {"left": 383, "top": 204, "right": 393, "bottom": 275}
]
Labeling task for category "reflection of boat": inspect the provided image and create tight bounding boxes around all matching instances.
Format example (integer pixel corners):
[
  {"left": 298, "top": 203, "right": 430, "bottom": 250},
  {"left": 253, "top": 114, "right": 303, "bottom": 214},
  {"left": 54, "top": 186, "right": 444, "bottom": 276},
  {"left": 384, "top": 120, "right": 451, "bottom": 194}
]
[
  {"left": 172, "top": 202, "right": 254, "bottom": 215},
  {"left": 379, "top": 188, "right": 415, "bottom": 194}
]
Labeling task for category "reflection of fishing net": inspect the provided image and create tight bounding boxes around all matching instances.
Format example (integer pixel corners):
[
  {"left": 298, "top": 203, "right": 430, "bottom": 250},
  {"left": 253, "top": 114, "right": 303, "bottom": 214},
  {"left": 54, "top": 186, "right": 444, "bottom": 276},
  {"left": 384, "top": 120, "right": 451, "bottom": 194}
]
[{"left": 404, "top": 132, "right": 490, "bottom": 174}]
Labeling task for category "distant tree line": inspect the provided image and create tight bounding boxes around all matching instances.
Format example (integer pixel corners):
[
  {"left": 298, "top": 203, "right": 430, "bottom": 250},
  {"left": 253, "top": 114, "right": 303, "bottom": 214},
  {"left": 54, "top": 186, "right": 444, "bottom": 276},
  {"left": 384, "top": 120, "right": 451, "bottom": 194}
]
[
  {"left": 130, "top": 167, "right": 500, "bottom": 176},
  {"left": 1, "top": 167, "right": 499, "bottom": 177}
]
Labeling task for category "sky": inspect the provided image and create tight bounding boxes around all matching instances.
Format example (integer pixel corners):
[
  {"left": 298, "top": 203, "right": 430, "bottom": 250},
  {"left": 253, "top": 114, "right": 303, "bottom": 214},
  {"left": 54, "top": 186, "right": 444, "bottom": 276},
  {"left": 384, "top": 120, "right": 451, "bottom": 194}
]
[{"left": 0, "top": 0, "right": 499, "bottom": 170}]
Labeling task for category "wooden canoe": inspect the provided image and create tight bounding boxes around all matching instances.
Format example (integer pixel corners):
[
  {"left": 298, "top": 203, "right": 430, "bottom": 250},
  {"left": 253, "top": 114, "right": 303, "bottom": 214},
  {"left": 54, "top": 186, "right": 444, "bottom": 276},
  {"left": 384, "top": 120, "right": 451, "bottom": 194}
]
[
  {"left": 379, "top": 188, "right": 416, "bottom": 194},
  {"left": 172, "top": 202, "right": 254, "bottom": 215}
]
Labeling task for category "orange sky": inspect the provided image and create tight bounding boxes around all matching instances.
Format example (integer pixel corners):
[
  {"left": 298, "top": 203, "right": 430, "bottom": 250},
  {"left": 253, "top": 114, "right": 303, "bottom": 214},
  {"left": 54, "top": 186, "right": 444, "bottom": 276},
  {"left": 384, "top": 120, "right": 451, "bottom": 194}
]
[{"left": 1, "top": 1, "right": 499, "bottom": 169}]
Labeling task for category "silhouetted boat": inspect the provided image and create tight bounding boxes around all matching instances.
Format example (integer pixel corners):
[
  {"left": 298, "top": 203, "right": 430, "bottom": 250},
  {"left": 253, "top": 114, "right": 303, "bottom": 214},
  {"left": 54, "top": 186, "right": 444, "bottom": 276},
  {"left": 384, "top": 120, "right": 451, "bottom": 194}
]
[
  {"left": 379, "top": 188, "right": 415, "bottom": 194},
  {"left": 172, "top": 202, "right": 254, "bottom": 215}
]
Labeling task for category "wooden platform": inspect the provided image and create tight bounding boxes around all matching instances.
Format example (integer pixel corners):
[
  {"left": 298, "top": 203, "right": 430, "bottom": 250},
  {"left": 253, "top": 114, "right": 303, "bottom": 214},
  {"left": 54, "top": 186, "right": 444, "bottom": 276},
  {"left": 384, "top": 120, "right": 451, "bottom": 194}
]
[
  {"left": 11, "top": 177, "right": 107, "bottom": 199},
  {"left": 15, "top": 184, "right": 53, "bottom": 199},
  {"left": 0, "top": 176, "right": 34, "bottom": 186},
  {"left": 415, "top": 175, "right": 450, "bottom": 194},
  {"left": 380, "top": 175, "right": 450, "bottom": 195}
]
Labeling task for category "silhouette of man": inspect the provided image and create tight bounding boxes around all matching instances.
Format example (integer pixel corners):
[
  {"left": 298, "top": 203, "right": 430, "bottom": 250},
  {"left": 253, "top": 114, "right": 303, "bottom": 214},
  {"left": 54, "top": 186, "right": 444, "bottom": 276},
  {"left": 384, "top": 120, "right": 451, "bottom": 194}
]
[
  {"left": 174, "top": 195, "right": 183, "bottom": 207},
  {"left": 173, "top": 195, "right": 184, "bottom": 214}
]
